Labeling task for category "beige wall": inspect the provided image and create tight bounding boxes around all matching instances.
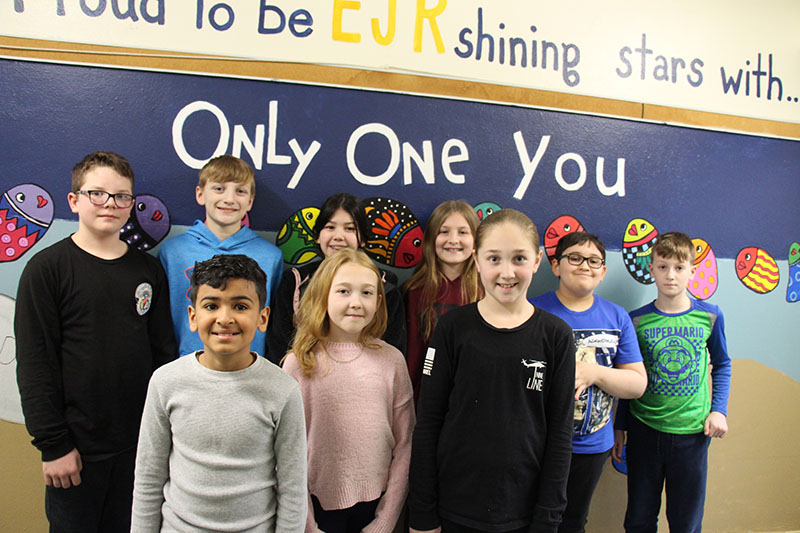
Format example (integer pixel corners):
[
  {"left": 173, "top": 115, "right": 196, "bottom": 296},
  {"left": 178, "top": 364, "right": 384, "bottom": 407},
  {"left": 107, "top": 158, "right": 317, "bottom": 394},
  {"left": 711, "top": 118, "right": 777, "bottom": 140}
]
[{"left": 2, "top": 359, "right": 798, "bottom": 531}]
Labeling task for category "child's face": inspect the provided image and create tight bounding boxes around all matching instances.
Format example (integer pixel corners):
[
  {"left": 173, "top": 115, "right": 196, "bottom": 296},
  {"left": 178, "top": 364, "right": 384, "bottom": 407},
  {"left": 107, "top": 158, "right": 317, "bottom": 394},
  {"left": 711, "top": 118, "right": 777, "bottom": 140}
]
[
  {"left": 475, "top": 222, "right": 542, "bottom": 307},
  {"left": 326, "top": 262, "right": 380, "bottom": 343},
  {"left": 552, "top": 241, "right": 606, "bottom": 297},
  {"left": 195, "top": 180, "right": 253, "bottom": 232},
  {"left": 649, "top": 253, "right": 696, "bottom": 299},
  {"left": 317, "top": 208, "right": 360, "bottom": 258},
  {"left": 67, "top": 166, "right": 133, "bottom": 237},
  {"left": 188, "top": 278, "right": 268, "bottom": 361},
  {"left": 435, "top": 212, "right": 474, "bottom": 274}
]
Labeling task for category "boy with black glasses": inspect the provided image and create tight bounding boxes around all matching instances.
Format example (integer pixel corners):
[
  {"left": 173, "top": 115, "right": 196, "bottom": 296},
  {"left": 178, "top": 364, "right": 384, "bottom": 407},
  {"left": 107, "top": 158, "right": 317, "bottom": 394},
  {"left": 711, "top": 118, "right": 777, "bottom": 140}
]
[
  {"left": 532, "top": 232, "right": 646, "bottom": 533},
  {"left": 15, "top": 151, "right": 177, "bottom": 531}
]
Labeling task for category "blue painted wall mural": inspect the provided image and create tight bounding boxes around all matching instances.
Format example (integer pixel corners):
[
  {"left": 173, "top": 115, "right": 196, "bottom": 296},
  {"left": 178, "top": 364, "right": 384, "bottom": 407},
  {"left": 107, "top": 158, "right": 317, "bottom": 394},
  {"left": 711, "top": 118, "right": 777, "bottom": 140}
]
[{"left": 1, "top": 58, "right": 799, "bottom": 407}]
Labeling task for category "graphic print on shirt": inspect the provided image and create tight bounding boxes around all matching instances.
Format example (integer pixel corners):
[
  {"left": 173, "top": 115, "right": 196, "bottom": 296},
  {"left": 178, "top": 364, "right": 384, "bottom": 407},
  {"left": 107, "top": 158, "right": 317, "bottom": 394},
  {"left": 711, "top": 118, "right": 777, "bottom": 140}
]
[
  {"left": 641, "top": 326, "right": 705, "bottom": 397},
  {"left": 572, "top": 329, "right": 619, "bottom": 436},
  {"left": 422, "top": 347, "right": 436, "bottom": 376},
  {"left": 135, "top": 282, "right": 153, "bottom": 316},
  {"left": 522, "top": 359, "right": 546, "bottom": 391}
]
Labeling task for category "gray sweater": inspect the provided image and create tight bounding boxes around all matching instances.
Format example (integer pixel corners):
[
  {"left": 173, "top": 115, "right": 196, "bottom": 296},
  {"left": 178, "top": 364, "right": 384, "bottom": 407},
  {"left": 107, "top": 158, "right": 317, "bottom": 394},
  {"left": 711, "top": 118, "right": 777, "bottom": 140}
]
[{"left": 132, "top": 354, "right": 307, "bottom": 532}]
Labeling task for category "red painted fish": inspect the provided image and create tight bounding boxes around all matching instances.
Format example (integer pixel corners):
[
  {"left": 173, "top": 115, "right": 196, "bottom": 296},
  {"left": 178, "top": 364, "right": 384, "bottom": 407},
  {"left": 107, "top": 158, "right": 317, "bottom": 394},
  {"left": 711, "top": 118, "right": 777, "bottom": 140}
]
[{"left": 362, "top": 197, "right": 423, "bottom": 268}]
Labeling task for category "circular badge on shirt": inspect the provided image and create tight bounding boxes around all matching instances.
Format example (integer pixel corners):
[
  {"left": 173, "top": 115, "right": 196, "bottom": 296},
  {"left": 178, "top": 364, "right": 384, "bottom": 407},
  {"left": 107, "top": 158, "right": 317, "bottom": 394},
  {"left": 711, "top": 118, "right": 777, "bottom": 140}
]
[{"left": 135, "top": 282, "right": 153, "bottom": 316}]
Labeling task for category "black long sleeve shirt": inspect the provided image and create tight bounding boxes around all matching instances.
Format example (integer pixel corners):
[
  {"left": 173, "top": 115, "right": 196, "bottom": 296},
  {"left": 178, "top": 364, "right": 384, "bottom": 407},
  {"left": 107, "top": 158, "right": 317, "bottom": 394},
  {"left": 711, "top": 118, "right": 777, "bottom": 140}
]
[
  {"left": 15, "top": 238, "right": 177, "bottom": 461},
  {"left": 408, "top": 303, "right": 575, "bottom": 533}
]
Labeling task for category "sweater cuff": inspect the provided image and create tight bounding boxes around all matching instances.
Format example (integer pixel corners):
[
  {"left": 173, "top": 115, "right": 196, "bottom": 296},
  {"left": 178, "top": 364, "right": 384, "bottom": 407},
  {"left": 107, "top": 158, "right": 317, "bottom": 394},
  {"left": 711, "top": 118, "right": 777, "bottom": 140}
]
[
  {"left": 407, "top": 510, "right": 440, "bottom": 532},
  {"left": 40, "top": 439, "right": 77, "bottom": 463},
  {"left": 363, "top": 516, "right": 396, "bottom": 533},
  {"left": 527, "top": 508, "right": 561, "bottom": 533}
]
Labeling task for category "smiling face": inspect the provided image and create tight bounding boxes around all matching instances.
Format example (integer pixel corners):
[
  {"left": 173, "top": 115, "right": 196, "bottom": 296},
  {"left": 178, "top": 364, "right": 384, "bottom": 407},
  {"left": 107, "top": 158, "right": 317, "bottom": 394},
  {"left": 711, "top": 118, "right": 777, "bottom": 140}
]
[
  {"left": 317, "top": 208, "right": 361, "bottom": 258},
  {"left": 553, "top": 241, "right": 607, "bottom": 299},
  {"left": 67, "top": 165, "right": 133, "bottom": 239},
  {"left": 435, "top": 212, "right": 475, "bottom": 279},
  {"left": 195, "top": 180, "right": 254, "bottom": 236},
  {"left": 188, "top": 278, "right": 268, "bottom": 369},
  {"left": 649, "top": 252, "right": 697, "bottom": 300},
  {"left": 326, "top": 262, "right": 380, "bottom": 343},
  {"left": 475, "top": 222, "right": 542, "bottom": 309}
]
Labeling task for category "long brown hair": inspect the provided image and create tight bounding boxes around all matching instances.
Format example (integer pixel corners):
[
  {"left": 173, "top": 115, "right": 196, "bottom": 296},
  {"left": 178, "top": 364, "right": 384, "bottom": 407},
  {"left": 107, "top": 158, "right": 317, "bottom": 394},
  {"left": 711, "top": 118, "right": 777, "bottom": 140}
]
[
  {"left": 403, "top": 200, "right": 482, "bottom": 340},
  {"left": 286, "top": 249, "right": 387, "bottom": 376}
]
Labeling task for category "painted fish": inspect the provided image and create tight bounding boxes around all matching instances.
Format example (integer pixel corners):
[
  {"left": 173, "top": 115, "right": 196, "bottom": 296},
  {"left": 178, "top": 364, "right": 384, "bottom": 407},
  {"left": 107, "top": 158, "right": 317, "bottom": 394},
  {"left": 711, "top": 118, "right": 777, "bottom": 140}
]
[
  {"left": 736, "top": 247, "right": 779, "bottom": 294},
  {"left": 622, "top": 218, "right": 658, "bottom": 284},
  {"left": 544, "top": 214, "right": 585, "bottom": 262},
  {"left": 785, "top": 242, "right": 799, "bottom": 303},
  {"left": 688, "top": 238, "right": 718, "bottom": 300},
  {"left": 473, "top": 201, "right": 501, "bottom": 221},
  {"left": 362, "top": 197, "right": 423, "bottom": 268},
  {"left": 276, "top": 207, "right": 321, "bottom": 265},
  {"left": 120, "top": 194, "right": 171, "bottom": 251},
  {"left": 0, "top": 183, "right": 53, "bottom": 262},
  {"left": 0, "top": 293, "right": 24, "bottom": 424}
]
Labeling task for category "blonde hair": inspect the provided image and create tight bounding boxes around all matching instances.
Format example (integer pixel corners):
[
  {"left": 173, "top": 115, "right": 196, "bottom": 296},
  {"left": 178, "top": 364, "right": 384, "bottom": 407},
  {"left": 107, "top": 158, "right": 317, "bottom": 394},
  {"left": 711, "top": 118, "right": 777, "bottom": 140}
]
[
  {"left": 475, "top": 208, "right": 540, "bottom": 251},
  {"left": 403, "top": 200, "right": 482, "bottom": 340},
  {"left": 197, "top": 155, "right": 255, "bottom": 195},
  {"left": 652, "top": 232, "right": 695, "bottom": 264},
  {"left": 287, "top": 249, "right": 388, "bottom": 376}
]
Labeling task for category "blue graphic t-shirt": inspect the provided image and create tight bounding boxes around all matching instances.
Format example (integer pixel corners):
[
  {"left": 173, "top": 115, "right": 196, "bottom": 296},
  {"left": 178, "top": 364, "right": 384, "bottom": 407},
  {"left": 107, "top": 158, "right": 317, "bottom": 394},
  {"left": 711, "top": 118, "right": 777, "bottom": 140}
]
[
  {"left": 629, "top": 299, "right": 732, "bottom": 434},
  {"left": 532, "top": 292, "right": 642, "bottom": 453}
]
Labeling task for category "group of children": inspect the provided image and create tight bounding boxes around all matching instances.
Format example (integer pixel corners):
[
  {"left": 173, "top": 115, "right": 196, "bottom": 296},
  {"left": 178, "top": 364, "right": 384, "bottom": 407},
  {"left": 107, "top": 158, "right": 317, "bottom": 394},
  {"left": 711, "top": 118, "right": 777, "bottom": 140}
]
[{"left": 14, "top": 151, "right": 731, "bottom": 533}]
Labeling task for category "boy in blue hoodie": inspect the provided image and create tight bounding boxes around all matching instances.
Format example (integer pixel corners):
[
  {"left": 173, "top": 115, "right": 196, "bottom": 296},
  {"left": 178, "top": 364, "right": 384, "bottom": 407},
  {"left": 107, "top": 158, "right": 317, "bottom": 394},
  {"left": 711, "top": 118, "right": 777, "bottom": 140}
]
[{"left": 158, "top": 155, "right": 283, "bottom": 358}]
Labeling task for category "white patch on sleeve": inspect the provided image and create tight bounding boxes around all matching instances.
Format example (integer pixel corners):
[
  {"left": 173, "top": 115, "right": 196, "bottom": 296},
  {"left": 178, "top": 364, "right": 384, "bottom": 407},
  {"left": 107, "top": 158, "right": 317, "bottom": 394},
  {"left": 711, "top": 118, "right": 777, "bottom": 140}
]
[{"left": 422, "top": 347, "right": 436, "bottom": 376}]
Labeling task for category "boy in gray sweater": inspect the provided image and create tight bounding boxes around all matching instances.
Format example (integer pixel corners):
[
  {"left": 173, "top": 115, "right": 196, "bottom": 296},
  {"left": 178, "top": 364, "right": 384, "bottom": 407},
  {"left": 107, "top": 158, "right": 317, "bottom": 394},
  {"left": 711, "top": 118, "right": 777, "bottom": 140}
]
[{"left": 132, "top": 254, "right": 307, "bottom": 532}]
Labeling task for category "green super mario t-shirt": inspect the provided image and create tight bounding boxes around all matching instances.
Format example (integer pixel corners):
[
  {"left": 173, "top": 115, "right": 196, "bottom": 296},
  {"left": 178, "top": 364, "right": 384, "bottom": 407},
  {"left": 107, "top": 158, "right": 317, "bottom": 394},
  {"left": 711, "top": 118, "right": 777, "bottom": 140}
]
[{"left": 629, "top": 300, "right": 730, "bottom": 434}]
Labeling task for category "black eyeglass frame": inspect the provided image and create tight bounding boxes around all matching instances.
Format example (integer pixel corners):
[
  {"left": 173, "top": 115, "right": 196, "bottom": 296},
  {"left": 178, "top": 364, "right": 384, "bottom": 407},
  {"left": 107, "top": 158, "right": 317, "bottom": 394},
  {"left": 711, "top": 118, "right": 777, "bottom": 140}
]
[
  {"left": 557, "top": 253, "right": 606, "bottom": 269},
  {"left": 76, "top": 189, "right": 135, "bottom": 208}
]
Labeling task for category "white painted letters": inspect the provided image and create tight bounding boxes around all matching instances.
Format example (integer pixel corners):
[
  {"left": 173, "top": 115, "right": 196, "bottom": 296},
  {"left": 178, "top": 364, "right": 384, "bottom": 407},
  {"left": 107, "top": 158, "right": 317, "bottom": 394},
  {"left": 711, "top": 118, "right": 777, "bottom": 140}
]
[
  {"left": 347, "top": 123, "right": 470, "bottom": 186},
  {"left": 172, "top": 99, "right": 320, "bottom": 187},
  {"left": 513, "top": 131, "right": 626, "bottom": 199}
]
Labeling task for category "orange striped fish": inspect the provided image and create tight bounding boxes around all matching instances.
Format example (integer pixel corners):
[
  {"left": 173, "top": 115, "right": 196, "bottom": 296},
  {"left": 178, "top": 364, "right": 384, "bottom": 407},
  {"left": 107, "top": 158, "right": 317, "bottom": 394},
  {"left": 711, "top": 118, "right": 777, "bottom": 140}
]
[{"left": 736, "top": 247, "right": 779, "bottom": 294}]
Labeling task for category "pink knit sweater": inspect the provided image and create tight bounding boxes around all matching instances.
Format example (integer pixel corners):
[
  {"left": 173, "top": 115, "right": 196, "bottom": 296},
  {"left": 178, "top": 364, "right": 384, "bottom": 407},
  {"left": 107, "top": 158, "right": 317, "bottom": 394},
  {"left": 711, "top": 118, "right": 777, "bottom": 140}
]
[{"left": 283, "top": 339, "right": 415, "bottom": 533}]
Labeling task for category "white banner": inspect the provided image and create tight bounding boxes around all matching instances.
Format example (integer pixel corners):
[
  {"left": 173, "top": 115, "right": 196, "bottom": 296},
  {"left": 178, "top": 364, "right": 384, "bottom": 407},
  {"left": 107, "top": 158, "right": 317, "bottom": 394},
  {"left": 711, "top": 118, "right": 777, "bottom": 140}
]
[{"left": 2, "top": 1, "right": 798, "bottom": 123}]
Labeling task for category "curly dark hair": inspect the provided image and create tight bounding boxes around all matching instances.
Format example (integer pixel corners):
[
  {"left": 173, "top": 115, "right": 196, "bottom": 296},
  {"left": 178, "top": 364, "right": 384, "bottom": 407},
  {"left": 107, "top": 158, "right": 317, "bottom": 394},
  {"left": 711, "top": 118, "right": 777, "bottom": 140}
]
[{"left": 190, "top": 254, "right": 267, "bottom": 308}]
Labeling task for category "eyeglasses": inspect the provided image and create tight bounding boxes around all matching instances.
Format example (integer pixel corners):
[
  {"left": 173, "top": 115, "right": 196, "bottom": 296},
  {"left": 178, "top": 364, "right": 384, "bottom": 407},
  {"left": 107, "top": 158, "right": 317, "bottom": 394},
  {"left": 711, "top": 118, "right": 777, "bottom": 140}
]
[
  {"left": 558, "top": 253, "right": 605, "bottom": 269},
  {"left": 76, "top": 190, "right": 134, "bottom": 208}
]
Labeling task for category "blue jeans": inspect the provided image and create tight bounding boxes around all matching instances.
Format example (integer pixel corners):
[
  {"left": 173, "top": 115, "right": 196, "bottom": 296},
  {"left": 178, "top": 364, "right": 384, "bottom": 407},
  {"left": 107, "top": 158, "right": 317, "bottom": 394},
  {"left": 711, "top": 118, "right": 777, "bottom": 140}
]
[
  {"left": 624, "top": 415, "right": 710, "bottom": 533},
  {"left": 44, "top": 450, "right": 135, "bottom": 533}
]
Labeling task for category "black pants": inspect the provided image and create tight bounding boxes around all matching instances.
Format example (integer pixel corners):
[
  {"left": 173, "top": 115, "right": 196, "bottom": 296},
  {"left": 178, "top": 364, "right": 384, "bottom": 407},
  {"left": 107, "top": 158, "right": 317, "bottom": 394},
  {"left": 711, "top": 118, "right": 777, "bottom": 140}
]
[
  {"left": 45, "top": 449, "right": 135, "bottom": 533},
  {"left": 559, "top": 450, "right": 611, "bottom": 533},
  {"left": 311, "top": 494, "right": 381, "bottom": 533}
]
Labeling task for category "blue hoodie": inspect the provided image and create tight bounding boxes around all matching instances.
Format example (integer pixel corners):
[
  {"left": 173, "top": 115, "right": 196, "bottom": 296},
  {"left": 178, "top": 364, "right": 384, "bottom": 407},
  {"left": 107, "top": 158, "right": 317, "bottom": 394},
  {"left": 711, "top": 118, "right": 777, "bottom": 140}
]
[{"left": 158, "top": 220, "right": 283, "bottom": 358}]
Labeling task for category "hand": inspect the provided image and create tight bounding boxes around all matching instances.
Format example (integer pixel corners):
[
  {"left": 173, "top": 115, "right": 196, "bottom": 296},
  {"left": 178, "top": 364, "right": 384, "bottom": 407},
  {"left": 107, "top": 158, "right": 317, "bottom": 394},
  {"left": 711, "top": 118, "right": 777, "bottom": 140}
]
[
  {"left": 410, "top": 528, "right": 441, "bottom": 533},
  {"left": 574, "top": 361, "right": 596, "bottom": 400},
  {"left": 612, "top": 430, "right": 626, "bottom": 463},
  {"left": 704, "top": 411, "right": 728, "bottom": 438},
  {"left": 43, "top": 448, "right": 82, "bottom": 488}
]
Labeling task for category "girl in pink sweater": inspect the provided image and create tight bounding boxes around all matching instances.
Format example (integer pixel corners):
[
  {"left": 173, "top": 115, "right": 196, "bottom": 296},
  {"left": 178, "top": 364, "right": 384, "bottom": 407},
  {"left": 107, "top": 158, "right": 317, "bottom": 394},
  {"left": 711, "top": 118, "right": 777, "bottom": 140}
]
[{"left": 283, "top": 249, "right": 415, "bottom": 533}]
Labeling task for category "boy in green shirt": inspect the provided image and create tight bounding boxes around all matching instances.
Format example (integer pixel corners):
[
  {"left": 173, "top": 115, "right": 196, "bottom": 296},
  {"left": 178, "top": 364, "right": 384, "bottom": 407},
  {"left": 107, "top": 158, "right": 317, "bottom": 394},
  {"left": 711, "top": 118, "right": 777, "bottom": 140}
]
[{"left": 614, "top": 232, "right": 731, "bottom": 533}]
